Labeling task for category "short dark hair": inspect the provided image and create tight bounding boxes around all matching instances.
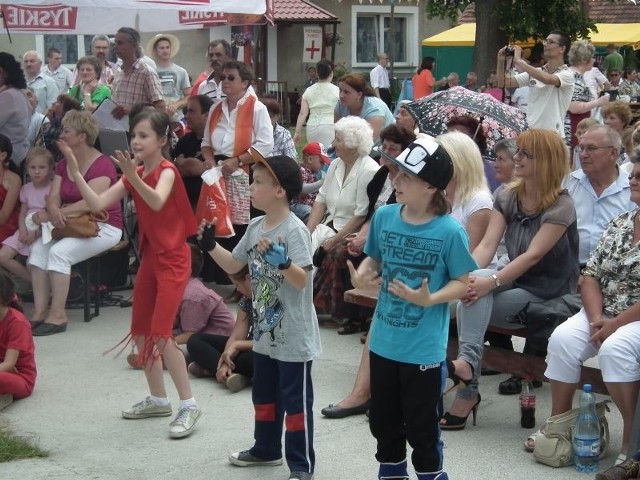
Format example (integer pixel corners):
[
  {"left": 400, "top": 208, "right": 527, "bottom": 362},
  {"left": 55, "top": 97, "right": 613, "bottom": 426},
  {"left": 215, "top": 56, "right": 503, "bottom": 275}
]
[
  {"left": 47, "top": 47, "right": 62, "bottom": 58},
  {"left": 0, "top": 270, "right": 22, "bottom": 312},
  {"left": 549, "top": 30, "right": 570, "bottom": 51},
  {"left": 209, "top": 39, "right": 231, "bottom": 57},
  {"left": 0, "top": 133, "right": 13, "bottom": 160},
  {"left": 190, "top": 94, "right": 214, "bottom": 114},
  {"left": 260, "top": 95, "right": 281, "bottom": 116},
  {"left": 117, "top": 27, "right": 141, "bottom": 46},
  {"left": 222, "top": 60, "right": 254, "bottom": 84},
  {"left": 316, "top": 59, "right": 333, "bottom": 80},
  {"left": 379, "top": 124, "right": 416, "bottom": 150},
  {"left": 189, "top": 243, "right": 203, "bottom": 277}
]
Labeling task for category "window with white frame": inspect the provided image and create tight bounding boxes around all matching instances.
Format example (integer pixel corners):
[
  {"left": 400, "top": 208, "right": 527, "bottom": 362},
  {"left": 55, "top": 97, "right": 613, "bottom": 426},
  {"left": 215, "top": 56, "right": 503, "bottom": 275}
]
[
  {"left": 352, "top": 5, "right": 418, "bottom": 68},
  {"left": 36, "top": 35, "right": 92, "bottom": 68}
]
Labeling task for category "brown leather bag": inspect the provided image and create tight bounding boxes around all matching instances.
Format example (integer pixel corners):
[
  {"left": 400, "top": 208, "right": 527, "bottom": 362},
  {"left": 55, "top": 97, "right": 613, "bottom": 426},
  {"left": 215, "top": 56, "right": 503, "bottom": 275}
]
[{"left": 51, "top": 212, "right": 109, "bottom": 240}]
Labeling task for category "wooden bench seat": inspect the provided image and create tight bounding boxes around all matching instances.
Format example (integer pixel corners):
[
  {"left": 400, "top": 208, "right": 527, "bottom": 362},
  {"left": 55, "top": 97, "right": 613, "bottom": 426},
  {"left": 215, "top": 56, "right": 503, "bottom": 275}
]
[{"left": 344, "top": 288, "right": 608, "bottom": 395}]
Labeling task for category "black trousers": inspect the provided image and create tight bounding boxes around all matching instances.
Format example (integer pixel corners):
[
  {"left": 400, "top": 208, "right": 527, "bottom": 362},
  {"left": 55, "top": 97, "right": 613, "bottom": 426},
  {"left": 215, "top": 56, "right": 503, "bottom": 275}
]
[
  {"left": 369, "top": 351, "right": 445, "bottom": 474},
  {"left": 186, "top": 332, "right": 253, "bottom": 377},
  {"left": 378, "top": 88, "right": 393, "bottom": 110}
]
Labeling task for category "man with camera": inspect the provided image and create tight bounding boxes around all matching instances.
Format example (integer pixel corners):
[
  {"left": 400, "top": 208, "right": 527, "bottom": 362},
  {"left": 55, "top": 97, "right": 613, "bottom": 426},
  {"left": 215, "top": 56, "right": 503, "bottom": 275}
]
[{"left": 497, "top": 31, "right": 575, "bottom": 140}]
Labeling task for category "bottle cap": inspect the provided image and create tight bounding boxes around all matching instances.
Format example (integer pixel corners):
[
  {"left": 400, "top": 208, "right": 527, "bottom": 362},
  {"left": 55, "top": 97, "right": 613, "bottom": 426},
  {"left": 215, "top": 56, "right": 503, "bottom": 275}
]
[{"left": 583, "top": 384, "right": 592, "bottom": 392}]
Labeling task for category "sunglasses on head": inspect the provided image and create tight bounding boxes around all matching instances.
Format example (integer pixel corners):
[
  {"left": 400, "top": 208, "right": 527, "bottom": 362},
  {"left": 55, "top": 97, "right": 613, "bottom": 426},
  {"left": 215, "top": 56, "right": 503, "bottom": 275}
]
[{"left": 220, "top": 74, "right": 237, "bottom": 81}]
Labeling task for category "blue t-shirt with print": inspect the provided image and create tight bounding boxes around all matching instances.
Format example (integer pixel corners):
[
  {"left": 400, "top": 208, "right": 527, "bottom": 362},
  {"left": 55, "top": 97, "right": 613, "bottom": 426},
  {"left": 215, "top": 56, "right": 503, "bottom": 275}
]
[{"left": 365, "top": 203, "right": 477, "bottom": 365}]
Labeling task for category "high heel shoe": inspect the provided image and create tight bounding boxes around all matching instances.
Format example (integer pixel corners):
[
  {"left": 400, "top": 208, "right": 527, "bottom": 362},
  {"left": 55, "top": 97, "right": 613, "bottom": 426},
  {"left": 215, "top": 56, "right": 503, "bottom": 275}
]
[
  {"left": 444, "top": 358, "right": 474, "bottom": 394},
  {"left": 440, "top": 393, "right": 481, "bottom": 431}
]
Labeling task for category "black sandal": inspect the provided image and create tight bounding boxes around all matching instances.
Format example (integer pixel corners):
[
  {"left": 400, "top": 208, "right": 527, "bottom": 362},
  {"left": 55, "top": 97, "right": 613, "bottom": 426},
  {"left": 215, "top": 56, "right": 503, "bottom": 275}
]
[
  {"left": 498, "top": 375, "right": 542, "bottom": 395},
  {"left": 445, "top": 358, "right": 474, "bottom": 394},
  {"left": 337, "top": 320, "right": 365, "bottom": 335}
]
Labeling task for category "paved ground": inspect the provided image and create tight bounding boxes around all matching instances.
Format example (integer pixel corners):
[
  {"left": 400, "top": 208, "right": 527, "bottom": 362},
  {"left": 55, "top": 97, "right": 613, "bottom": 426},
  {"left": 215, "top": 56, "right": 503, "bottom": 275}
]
[{"left": 0, "top": 288, "right": 624, "bottom": 480}]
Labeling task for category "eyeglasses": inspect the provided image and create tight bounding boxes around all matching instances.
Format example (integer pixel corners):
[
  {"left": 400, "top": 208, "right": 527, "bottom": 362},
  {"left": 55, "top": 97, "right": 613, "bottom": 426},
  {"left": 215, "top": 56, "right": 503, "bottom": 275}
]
[
  {"left": 543, "top": 38, "right": 559, "bottom": 45},
  {"left": 629, "top": 173, "right": 640, "bottom": 182},
  {"left": 219, "top": 74, "right": 237, "bottom": 81},
  {"left": 576, "top": 145, "right": 614, "bottom": 154},
  {"left": 610, "top": 73, "right": 620, "bottom": 77},
  {"left": 514, "top": 148, "right": 534, "bottom": 160}
]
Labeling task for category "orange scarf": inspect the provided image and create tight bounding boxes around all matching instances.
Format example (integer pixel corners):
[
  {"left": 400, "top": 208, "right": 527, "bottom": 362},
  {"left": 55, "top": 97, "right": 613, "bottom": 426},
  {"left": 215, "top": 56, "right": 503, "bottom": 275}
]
[{"left": 208, "top": 94, "right": 256, "bottom": 174}]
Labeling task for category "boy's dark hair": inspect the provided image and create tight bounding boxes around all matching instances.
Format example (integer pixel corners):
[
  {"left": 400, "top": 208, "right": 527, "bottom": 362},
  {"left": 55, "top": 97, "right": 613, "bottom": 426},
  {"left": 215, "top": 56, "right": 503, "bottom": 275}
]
[
  {"left": 251, "top": 153, "right": 303, "bottom": 202},
  {"left": 0, "top": 271, "right": 23, "bottom": 313},
  {"left": 189, "top": 243, "right": 204, "bottom": 278},
  {"left": 229, "top": 264, "right": 250, "bottom": 282},
  {"left": 0, "top": 133, "right": 13, "bottom": 161},
  {"left": 47, "top": 47, "right": 62, "bottom": 58},
  {"left": 191, "top": 94, "right": 214, "bottom": 114}
]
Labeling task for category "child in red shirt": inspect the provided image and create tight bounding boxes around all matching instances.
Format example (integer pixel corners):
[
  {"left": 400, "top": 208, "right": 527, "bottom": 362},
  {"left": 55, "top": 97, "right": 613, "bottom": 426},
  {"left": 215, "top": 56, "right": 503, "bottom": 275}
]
[{"left": 0, "top": 272, "right": 36, "bottom": 410}]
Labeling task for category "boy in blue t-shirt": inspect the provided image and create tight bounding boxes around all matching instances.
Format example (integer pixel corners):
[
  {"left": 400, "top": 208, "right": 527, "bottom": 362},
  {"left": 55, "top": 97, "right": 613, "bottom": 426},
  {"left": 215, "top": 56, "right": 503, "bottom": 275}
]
[
  {"left": 199, "top": 150, "right": 321, "bottom": 480},
  {"left": 348, "top": 137, "right": 477, "bottom": 480}
]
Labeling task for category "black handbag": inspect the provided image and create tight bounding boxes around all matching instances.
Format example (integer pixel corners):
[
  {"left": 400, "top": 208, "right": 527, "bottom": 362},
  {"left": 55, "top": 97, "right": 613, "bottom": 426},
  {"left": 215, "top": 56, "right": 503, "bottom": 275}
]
[{"left": 506, "top": 293, "right": 583, "bottom": 354}]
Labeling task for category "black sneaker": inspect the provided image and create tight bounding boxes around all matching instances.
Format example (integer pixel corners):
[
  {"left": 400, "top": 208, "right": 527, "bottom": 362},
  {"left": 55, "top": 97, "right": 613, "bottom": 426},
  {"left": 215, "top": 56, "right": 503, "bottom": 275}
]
[{"left": 229, "top": 450, "right": 283, "bottom": 467}]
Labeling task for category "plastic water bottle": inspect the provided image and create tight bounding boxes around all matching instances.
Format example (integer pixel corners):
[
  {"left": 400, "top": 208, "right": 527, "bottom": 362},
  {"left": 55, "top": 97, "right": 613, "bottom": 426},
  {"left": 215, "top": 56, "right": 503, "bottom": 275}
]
[
  {"left": 519, "top": 376, "right": 536, "bottom": 428},
  {"left": 573, "top": 384, "right": 600, "bottom": 473}
]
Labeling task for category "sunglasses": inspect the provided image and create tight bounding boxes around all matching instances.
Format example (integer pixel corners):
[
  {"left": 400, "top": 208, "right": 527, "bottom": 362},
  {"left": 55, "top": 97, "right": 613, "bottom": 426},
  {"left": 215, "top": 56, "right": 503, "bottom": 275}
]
[
  {"left": 220, "top": 74, "right": 237, "bottom": 81},
  {"left": 610, "top": 74, "right": 620, "bottom": 77}
]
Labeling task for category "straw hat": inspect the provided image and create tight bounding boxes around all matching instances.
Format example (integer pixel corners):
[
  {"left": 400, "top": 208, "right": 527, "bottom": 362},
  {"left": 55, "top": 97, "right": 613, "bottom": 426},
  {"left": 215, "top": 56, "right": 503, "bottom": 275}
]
[{"left": 147, "top": 33, "right": 180, "bottom": 60}]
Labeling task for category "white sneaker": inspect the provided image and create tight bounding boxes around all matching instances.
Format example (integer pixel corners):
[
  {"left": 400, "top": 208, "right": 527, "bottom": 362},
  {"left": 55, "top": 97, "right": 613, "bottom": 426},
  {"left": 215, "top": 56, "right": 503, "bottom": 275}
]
[
  {"left": 122, "top": 397, "right": 172, "bottom": 419},
  {"left": 169, "top": 407, "right": 202, "bottom": 438},
  {"left": 226, "top": 373, "right": 250, "bottom": 393}
]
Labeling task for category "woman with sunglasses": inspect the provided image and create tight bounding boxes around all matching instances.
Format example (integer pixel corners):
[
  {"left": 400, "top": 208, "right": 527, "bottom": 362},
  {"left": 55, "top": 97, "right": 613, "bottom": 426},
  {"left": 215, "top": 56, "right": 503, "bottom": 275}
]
[
  {"left": 441, "top": 129, "right": 579, "bottom": 430},
  {"left": 200, "top": 60, "right": 273, "bottom": 284}
]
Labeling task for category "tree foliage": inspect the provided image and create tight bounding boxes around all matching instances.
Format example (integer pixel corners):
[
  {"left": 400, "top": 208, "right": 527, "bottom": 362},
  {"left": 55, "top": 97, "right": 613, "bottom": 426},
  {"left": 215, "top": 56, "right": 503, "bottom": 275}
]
[{"left": 425, "top": 0, "right": 599, "bottom": 42}]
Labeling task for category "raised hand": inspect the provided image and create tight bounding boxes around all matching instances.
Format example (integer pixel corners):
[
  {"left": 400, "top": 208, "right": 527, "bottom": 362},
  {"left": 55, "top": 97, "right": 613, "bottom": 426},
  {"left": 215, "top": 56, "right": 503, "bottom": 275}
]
[
  {"left": 347, "top": 260, "right": 382, "bottom": 292},
  {"left": 112, "top": 149, "right": 137, "bottom": 178},
  {"left": 261, "top": 240, "right": 289, "bottom": 268},
  {"left": 198, "top": 221, "right": 217, "bottom": 253},
  {"left": 387, "top": 277, "right": 432, "bottom": 307},
  {"left": 56, "top": 139, "right": 79, "bottom": 175}
]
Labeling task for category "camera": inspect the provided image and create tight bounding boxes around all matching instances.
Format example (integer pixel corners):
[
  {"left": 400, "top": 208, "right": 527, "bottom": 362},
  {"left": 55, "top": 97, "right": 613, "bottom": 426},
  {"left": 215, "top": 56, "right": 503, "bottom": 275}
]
[{"left": 504, "top": 46, "right": 515, "bottom": 56}]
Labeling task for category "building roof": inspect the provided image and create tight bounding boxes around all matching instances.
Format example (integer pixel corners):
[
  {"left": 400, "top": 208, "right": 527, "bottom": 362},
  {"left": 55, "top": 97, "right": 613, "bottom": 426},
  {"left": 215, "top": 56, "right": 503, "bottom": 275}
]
[
  {"left": 274, "top": 0, "right": 338, "bottom": 23},
  {"left": 459, "top": 1, "right": 640, "bottom": 23}
]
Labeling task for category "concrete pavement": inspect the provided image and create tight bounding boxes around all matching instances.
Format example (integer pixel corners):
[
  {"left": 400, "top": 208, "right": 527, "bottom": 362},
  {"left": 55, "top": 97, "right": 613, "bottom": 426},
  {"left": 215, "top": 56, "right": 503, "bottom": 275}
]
[{"left": 0, "top": 290, "right": 623, "bottom": 480}]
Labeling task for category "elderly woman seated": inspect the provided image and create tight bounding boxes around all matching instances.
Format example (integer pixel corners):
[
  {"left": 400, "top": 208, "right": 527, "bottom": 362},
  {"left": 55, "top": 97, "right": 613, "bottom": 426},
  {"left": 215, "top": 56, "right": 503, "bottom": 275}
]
[
  {"left": 29, "top": 110, "right": 123, "bottom": 336},
  {"left": 526, "top": 162, "right": 640, "bottom": 464},
  {"left": 307, "top": 116, "right": 385, "bottom": 334}
]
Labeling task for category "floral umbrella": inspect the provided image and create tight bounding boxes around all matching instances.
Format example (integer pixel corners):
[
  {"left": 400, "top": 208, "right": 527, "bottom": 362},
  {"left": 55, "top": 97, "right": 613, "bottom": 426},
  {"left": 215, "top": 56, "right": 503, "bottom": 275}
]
[{"left": 404, "top": 86, "right": 528, "bottom": 159}]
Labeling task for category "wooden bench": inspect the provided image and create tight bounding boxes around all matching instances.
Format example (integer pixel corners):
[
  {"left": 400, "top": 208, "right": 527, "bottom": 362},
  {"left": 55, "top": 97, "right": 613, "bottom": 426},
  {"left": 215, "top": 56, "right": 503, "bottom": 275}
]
[{"left": 344, "top": 288, "right": 608, "bottom": 395}]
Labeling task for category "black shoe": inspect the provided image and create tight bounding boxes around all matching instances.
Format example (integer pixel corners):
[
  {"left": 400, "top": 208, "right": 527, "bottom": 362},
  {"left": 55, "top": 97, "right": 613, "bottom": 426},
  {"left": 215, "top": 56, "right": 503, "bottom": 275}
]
[
  {"left": 440, "top": 393, "right": 481, "bottom": 430},
  {"left": 445, "top": 358, "right": 474, "bottom": 394},
  {"left": 481, "top": 368, "right": 501, "bottom": 376},
  {"left": 32, "top": 322, "right": 67, "bottom": 336},
  {"left": 498, "top": 376, "right": 542, "bottom": 395},
  {"left": 321, "top": 401, "right": 369, "bottom": 418}
]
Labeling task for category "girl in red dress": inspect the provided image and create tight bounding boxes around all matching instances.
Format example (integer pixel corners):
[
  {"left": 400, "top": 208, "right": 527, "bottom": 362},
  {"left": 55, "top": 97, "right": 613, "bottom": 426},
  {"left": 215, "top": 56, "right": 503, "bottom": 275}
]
[
  {"left": 57, "top": 111, "right": 201, "bottom": 439},
  {"left": 0, "top": 271, "right": 36, "bottom": 410}
]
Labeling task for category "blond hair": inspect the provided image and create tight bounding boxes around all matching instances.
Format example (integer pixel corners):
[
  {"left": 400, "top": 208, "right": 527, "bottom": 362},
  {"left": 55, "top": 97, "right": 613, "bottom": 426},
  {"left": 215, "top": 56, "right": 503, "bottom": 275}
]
[
  {"left": 61, "top": 110, "right": 99, "bottom": 146},
  {"left": 511, "top": 130, "right": 569, "bottom": 212},
  {"left": 436, "top": 132, "right": 489, "bottom": 205}
]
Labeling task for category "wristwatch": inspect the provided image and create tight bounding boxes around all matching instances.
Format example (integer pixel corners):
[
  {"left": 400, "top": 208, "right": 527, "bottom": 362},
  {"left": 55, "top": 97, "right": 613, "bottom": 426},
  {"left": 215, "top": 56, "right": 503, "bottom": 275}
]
[
  {"left": 278, "top": 258, "right": 292, "bottom": 270},
  {"left": 491, "top": 274, "right": 501, "bottom": 288}
]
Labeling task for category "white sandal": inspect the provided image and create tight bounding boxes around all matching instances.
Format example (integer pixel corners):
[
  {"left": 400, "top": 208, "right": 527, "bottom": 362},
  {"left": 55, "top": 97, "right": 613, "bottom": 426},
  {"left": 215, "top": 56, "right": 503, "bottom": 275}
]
[
  {"left": 614, "top": 453, "right": 627, "bottom": 466},
  {"left": 524, "top": 429, "right": 540, "bottom": 452}
]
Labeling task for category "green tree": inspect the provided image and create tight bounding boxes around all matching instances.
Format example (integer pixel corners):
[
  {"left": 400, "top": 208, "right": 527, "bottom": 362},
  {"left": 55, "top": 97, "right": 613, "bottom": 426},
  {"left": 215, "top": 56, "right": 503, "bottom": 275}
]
[{"left": 425, "top": 0, "right": 599, "bottom": 87}]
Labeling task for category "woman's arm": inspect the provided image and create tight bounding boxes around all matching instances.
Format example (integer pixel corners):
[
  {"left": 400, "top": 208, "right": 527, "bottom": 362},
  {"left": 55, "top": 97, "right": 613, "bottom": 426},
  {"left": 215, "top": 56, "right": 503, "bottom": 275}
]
[
  {"left": 60, "top": 177, "right": 111, "bottom": 216},
  {"left": 305, "top": 201, "right": 327, "bottom": 234},
  {"left": 465, "top": 209, "right": 492, "bottom": 252},
  {"left": 0, "top": 348, "right": 19, "bottom": 372},
  {"left": 321, "top": 214, "right": 366, "bottom": 251},
  {"left": 0, "top": 171, "right": 20, "bottom": 225},
  {"left": 568, "top": 95, "right": 609, "bottom": 114},
  {"left": 293, "top": 98, "right": 310, "bottom": 146},
  {"left": 472, "top": 209, "right": 506, "bottom": 268}
]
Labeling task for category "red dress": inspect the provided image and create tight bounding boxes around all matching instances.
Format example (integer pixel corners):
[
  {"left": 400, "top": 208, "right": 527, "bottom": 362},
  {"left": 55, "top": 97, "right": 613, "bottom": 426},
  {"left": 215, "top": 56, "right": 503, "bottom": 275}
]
[
  {"left": 0, "top": 307, "right": 36, "bottom": 399},
  {"left": 121, "top": 160, "right": 197, "bottom": 362},
  {"left": 0, "top": 168, "right": 20, "bottom": 243}
]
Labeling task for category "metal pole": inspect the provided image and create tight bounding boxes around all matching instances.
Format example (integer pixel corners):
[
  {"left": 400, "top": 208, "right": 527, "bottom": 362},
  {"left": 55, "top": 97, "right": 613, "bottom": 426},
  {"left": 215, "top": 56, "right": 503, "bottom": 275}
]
[{"left": 389, "top": 0, "right": 395, "bottom": 81}]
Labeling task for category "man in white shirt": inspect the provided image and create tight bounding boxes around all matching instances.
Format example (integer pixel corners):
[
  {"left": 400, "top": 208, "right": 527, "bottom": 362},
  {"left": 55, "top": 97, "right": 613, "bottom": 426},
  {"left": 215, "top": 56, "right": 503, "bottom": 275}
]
[
  {"left": 23, "top": 50, "right": 58, "bottom": 114},
  {"left": 497, "top": 31, "right": 575, "bottom": 140},
  {"left": 42, "top": 47, "right": 73, "bottom": 96},
  {"left": 197, "top": 39, "right": 231, "bottom": 103},
  {"left": 511, "top": 86, "right": 529, "bottom": 115},
  {"left": 584, "top": 62, "right": 610, "bottom": 101},
  {"left": 563, "top": 125, "right": 634, "bottom": 268},
  {"left": 370, "top": 52, "right": 392, "bottom": 109},
  {"left": 147, "top": 33, "right": 191, "bottom": 121}
]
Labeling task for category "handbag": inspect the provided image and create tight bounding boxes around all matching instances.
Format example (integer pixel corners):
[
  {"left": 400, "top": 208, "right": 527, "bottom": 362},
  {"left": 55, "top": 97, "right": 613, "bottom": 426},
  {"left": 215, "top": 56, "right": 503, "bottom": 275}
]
[
  {"left": 533, "top": 400, "right": 610, "bottom": 468},
  {"left": 506, "top": 293, "right": 583, "bottom": 355},
  {"left": 51, "top": 211, "right": 109, "bottom": 240}
]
